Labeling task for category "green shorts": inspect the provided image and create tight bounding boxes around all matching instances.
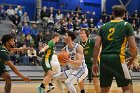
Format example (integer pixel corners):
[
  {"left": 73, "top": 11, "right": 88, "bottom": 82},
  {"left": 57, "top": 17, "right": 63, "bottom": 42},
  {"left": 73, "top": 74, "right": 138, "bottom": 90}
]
[
  {"left": 100, "top": 54, "right": 132, "bottom": 87},
  {"left": 41, "top": 57, "right": 52, "bottom": 73}
]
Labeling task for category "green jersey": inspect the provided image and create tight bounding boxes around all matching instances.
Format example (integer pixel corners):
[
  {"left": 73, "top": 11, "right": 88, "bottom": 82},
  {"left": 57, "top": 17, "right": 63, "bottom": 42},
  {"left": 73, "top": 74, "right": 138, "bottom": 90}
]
[
  {"left": 44, "top": 40, "right": 55, "bottom": 62},
  {"left": 80, "top": 38, "right": 95, "bottom": 65},
  {"left": 98, "top": 20, "right": 134, "bottom": 63},
  {"left": 0, "top": 46, "right": 11, "bottom": 72}
]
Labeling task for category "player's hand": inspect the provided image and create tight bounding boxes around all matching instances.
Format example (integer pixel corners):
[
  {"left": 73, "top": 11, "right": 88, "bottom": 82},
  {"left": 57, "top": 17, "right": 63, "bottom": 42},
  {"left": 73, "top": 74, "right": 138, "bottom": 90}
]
[
  {"left": 22, "top": 76, "right": 31, "bottom": 82},
  {"left": 127, "top": 57, "right": 135, "bottom": 67},
  {"left": 21, "top": 47, "right": 28, "bottom": 51},
  {"left": 62, "top": 57, "right": 71, "bottom": 63},
  {"left": 39, "top": 49, "right": 44, "bottom": 54},
  {"left": 92, "top": 64, "right": 99, "bottom": 76}
]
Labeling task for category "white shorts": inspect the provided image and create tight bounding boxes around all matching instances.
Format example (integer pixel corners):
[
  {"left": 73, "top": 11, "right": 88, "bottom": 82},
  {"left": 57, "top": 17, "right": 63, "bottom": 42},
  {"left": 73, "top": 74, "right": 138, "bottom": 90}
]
[
  {"left": 50, "top": 54, "right": 61, "bottom": 74},
  {"left": 54, "top": 67, "right": 88, "bottom": 84}
]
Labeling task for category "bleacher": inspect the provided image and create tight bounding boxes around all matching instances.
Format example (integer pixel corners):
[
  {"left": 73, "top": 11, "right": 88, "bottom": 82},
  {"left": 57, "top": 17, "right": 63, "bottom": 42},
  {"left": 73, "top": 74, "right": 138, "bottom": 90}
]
[{"left": 0, "top": 66, "right": 140, "bottom": 81}]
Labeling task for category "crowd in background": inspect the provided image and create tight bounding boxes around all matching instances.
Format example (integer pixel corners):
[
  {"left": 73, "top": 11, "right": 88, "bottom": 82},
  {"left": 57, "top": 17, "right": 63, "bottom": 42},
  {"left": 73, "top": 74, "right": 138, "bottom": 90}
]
[{"left": 0, "top": 5, "right": 140, "bottom": 71}]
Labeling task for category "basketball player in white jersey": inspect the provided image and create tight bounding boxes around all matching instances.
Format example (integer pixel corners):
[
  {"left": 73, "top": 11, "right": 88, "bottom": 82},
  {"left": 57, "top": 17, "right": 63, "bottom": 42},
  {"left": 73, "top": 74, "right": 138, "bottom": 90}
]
[{"left": 53, "top": 31, "right": 88, "bottom": 93}]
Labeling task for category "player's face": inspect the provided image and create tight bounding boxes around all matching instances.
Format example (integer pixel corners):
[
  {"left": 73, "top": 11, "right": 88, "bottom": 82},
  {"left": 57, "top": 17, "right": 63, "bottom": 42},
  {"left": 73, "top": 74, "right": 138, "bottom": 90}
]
[
  {"left": 56, "top": 36, "right": 60, "bottom": 42},
  {"left": 8, "top": 39, "right": 15, "bottom": 48},
  {"left": 64, "top": 33, "right": 69, "bottom": 43},
  {"left": 79, "top": 30, "right": 87, "bottom": 39}
]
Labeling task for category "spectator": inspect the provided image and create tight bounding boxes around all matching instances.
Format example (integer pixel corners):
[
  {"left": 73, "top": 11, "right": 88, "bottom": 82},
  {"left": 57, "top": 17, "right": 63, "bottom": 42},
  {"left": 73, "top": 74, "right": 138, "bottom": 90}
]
[
  {"left": 40, "top": 6, "right": 48, "bottom": 20},
  {"left": 24, "top": 34, "right": 34, "bottom": 47},
  {"left": 97, "top": 19, "right": 103, "bottom": 29},
  {"left": 80, "top": 20, "right": 89, "bottom": 29},
  {"left": 11, "top": 14, "right": 21, "bottom": 27},
  {"left": 43, "top": 32, "right": 52, "bottom": 44},
  {"left": 22, "top": 23, "right": 31, "bottom": 35},
  {"left": 54, "top": 19, "right": 61, "bottom": 33},
  {"left": 27, "top": 45, "right": 38, "bottom": 65},
  {"left": 60, "top": 19, "right": 67, "bottom": 34},
  {"left": 36, "top": 44, "right": 44, "bottom": 65},
  {"left": 0, "top": 5, "right": 6, "bottom": 20},
  {"left": 30, "top": 24, "right": 38, "bottom": 47},
  {"left": 48, "top": 7, "right": 54, "bottom": 17},
  {"left": 124, "top": 12, "right": 131, "bottom": 23},
  {"left": 21, "top": 12, "right": 30, "bottom": 25},
  {"left": 37, "top": 31, "right": 44, "bottom": 42},
  {"left": 132, "top": 10, "right": 140, "bottom": 18},
  {"left": 73, "top": 18, "right": 81, "bottom": 34},
  {"left": 6, "top": 5, "right": 15, "bottom": 21},
  {"left": 15, "top": 6, "right": 24, "bottom": 17},
  {"left": 19, "top": 45, "right": 29, "bottom": 65},
  {"left": 55, "top": 10, "right": 63, "bottom": 22},
  {"left": 88, "top": 18, "right": 95, "bottom": 33},
  {"left": 132, "top": 19, "right": 139, "bottom": 34},
  {"left": 67, "top": 18, "right": 73, "bottom": 31}
]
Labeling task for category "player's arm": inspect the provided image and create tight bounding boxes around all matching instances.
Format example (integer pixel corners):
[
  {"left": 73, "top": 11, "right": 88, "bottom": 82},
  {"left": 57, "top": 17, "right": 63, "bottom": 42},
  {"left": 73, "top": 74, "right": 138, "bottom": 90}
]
[
  {"left": 126, "top": 23, "right": 138, "bottom": 66},
  {"left": 1, "top": 52, "right": 30, "bottom": 82},
  {"left": 92, "top": 36, "right": 102, "bottom": 75},
  {"left": 128, "top": 36, "right": 138, "bottom": 58},
  {"left": 61, "top": 47, "right": 66, "bottom": 52},
  {"left": 39, "top": 45, "right": 49, "bottom": 53},
  {"left": 127, "top": 36, "right": 138, "bottom": 66},
  {"left": 93, "top": 36, "right": 102, "bottom": 65},
  {"left": 5, "top": 61, "right": 30, "bottom": 82},
  {"left": 10, "top": 47, "right": 28, "bottom": 52},
  {"left": 68, "top": 45, "right": 83, "bottom": 67}
]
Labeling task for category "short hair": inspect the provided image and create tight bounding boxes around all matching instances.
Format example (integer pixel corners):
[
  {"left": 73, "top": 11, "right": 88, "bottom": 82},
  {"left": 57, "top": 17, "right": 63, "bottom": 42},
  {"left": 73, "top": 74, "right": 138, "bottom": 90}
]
[
  {"left": 66, "top": 31, "right": 76, "bottom": 41},
  {"left": 1, "top": 34, "right": 14, "bottom": 45},
  {"left": 52, "top": 33, "right": 60, "bottom": 39},
  {"left": 80, "top": 28, "right": 90, "bottom": 37},
  {"left": 112, "top": 5, "right": 126, "bottom": 17}
]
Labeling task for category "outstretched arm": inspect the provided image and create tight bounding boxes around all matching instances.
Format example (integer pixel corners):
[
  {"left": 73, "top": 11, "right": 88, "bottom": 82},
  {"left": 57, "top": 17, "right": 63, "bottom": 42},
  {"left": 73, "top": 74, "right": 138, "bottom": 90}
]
[{"left": 5, "top": 61, "right": 30, "bottom": 82}]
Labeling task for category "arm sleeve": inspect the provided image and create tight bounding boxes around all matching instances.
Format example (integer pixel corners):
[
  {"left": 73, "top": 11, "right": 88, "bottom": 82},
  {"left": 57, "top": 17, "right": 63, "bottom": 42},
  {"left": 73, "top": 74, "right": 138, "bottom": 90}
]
[
  {"left": 125, "top": 23, "right": 134, "bottom": 37},
  {"left": 0, "top": 51, "right": 11, "bottom": 63},
  {"left": 48, "top": 41, "right": 54, "bottom": 48}
]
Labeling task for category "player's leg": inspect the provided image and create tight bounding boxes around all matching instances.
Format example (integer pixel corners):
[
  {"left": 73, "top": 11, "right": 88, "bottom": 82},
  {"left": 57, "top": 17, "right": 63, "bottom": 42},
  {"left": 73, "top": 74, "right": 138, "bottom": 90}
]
[
  {"left": 46, "top": 54, "right": 61, "bottom": 92},
  {"left": 53, "top": 70, "right": 69, "bottom": 93},
  {"left": 122, "top": 84, "right": 133, "bottom": 93},
  {"left": 93, "top": 77, "right": 100, "bottom": 93},
  {"left": 1, "top": 71, "right": 11, "bottom": 93},
  {"left": 100, "top": 87, "right": 111, "bottom": 93},
  {"left": 115, "top": 62, "right": 133, "bottom": 93},
  {"left": 68, "top": 68, "right": 88, "bottom": 93},
  {"left": 100, "top": 55, "right": 114, "bottom": 93},
  {"left": 78, "top": 67, "right": 90, "bottom": 93},
  {"left": 65, "top": 75, "right": 78, "bottom": 93},
  {"left": 78, "top": 80, "right": 85, "bottom": 93},
  {"left": 37, "top": 58, "right": 53, "bottom": 93}
]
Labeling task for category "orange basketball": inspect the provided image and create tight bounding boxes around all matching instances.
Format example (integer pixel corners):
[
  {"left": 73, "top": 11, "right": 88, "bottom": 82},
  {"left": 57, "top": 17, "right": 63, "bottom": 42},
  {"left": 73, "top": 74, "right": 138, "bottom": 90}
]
[{"left": 57, "top": 51, "right": 70, "bottom": 65}]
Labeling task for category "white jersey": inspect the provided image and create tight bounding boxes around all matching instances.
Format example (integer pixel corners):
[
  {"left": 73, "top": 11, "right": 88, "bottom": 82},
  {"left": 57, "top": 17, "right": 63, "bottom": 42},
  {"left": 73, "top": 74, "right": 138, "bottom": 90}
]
[{"left": 65, "top": 43, "right": 87, "bottom": 70}]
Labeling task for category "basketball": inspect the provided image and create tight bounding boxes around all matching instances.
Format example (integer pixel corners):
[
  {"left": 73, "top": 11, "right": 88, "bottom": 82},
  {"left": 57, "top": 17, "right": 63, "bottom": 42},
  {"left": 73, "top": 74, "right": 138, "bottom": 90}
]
[{"left": 57, "top": 51, "right": 70, "bottom": 65}]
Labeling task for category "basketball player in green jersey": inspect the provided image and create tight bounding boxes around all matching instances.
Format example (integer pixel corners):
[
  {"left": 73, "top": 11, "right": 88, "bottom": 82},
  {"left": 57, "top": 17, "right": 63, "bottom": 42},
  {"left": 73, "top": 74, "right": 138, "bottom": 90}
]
[
  {"left": 79, "top": 28, "right": 100, "bottom": 93},
  {"left": 37, "top": 33, "right": 60, "bottom": 93},
  {"left": 92, "top": 5, "right": 138, "bottom": 93},
  {"left": 0, "top": 34, "right": 30, "bottom": 93}
]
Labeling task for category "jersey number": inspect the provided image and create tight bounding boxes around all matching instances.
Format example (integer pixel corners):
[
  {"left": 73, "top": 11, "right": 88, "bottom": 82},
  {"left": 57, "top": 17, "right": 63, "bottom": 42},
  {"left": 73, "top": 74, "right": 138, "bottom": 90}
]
[{"left": 107, "top": 28, "right": 115, "bottom": 41}]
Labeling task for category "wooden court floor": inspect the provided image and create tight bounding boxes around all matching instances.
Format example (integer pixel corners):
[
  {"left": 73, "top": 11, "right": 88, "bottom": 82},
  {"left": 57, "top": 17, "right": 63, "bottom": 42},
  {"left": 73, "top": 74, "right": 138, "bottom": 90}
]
[{"left": 0, "top": 81, "right": 140, "bottom": 93}]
